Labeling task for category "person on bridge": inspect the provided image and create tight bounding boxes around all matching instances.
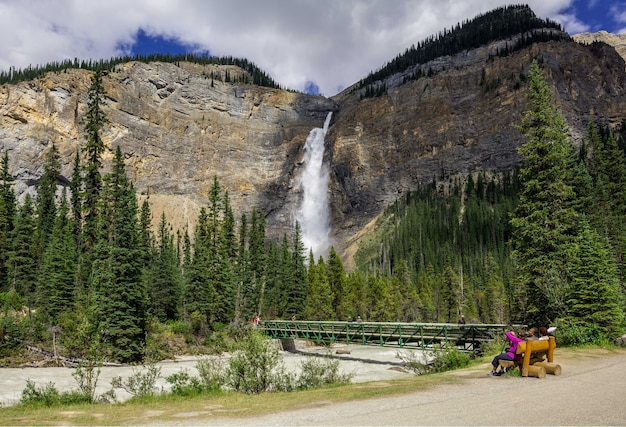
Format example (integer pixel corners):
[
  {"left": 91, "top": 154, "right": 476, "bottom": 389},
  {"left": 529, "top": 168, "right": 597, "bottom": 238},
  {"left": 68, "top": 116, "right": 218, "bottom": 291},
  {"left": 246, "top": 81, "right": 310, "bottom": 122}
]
[
  {"left": 458, "top": 315, "right": 466, "bottom": 324},
  {"left": 489, "top": 330, "right": 524, "bottom": 376}
]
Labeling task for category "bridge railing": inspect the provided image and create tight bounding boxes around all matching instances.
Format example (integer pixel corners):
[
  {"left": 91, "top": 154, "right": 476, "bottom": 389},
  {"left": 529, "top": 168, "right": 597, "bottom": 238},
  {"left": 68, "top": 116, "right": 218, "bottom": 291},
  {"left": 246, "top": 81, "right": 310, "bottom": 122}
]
[{"left": 261, "top": 320, "right": 513, "bottom": 353}]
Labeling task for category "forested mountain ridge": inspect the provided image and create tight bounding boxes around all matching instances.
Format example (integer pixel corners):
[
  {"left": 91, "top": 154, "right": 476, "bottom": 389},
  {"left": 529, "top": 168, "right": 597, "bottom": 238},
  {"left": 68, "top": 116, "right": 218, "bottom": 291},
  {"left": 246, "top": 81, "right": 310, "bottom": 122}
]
[{"left": 1, "top": 6, "right": 625, "bottom": 265}]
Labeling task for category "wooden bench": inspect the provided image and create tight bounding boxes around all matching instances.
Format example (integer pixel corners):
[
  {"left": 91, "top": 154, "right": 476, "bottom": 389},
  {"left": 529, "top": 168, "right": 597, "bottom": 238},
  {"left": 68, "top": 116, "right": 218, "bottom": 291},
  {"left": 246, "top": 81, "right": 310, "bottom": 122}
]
[{"left": 498, "top": 336, "right": 561, "bottom": 378}]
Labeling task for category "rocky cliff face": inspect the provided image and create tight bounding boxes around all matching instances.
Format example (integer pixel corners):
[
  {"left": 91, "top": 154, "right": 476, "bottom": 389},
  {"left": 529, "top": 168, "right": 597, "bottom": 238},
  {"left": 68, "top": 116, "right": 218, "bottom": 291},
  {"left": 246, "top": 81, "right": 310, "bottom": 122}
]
[
  {"left": 2, "top": 33, "right": 626, "bottom": 266},
  {"left": 328, "top": 37, "right": 626, "bottom": 262},
  {"left": 573, "top": 31, "right": 626, "bottom": 62},
  {"left": 0, "top": 61, "right": 336, "bottom": 238}
]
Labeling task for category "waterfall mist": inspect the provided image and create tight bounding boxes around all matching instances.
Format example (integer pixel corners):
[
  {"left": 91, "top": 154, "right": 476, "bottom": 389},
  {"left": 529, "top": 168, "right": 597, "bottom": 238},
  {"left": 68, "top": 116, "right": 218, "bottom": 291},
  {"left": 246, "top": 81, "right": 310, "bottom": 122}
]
[{"left": 295, "top": 112, "right": 333, "bottom": 260}]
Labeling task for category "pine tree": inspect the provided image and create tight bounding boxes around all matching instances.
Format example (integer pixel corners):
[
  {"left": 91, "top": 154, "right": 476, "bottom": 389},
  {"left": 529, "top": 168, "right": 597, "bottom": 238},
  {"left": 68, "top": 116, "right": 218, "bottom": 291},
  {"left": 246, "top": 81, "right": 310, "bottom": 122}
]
[
  {"left": 510, "top": 61, "right": 579, "bottom": 325},
  {"left": 147, "top": 212, "right": 181, "bottom": 321},
  {"left": 38, "top": 189, "right": 76, "bottom": 322},
  {"left": 565, "top": 220, "right": 625, "bottom": 338},
  {"left": 326, "top": 246, "right": 346, "bottom": 318},
  {"left": 92, "top": 146, "right": 146, "bottom": 363},
  {"left": 7, "top": 195, "right": 38, "bottom": 315},
  {"left": 36, "top": 142, "right": 60, "bottom": 247},
  {"left": 286, "top": 222, "right": 307, "bottom": 317},
  {"left": 81, "top": 69, "right": 108, "bottom": 290},
  {"left": 248, "top": 208, "right": 266, "bottom": 316},
  {"left": 0, "top": 151, "right": 16, "bottom": 291},
  {"left": 304, "top": 252, "right": 334, "bottom": 320},
  {"left": 261, "top": 240, "right": 281, "bottom": 319},
  {"left": 235, "top": 212, "right": 252, "bottom": 323},
  {"left": 278, "top": 233, "right": 294, "bottom": 318},
  {"left": 183, "top": 208, "right": 213, "bottom": 332}
]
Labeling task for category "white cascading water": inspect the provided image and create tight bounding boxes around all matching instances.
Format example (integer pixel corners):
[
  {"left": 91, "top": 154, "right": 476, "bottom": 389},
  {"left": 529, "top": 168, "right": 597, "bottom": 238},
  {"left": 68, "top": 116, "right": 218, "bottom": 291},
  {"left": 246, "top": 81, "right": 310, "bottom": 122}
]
[{"left": 296, "top": 112, "right": 333, "bottom": 259}]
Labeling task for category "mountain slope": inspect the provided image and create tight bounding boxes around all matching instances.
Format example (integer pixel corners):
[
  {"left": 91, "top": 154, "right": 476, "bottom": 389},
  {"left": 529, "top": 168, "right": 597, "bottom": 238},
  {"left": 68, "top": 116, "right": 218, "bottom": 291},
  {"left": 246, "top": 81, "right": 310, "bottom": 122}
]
[{"left": 2, "top": 7, "right": 626, "bottom": 267}]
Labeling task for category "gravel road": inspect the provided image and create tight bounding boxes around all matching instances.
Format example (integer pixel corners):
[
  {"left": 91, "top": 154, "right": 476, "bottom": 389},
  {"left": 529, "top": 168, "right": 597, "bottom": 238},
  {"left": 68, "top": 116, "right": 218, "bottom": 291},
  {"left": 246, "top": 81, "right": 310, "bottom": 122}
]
[{"left": 169, "top": 347, "right": 626, "bottom": 426}]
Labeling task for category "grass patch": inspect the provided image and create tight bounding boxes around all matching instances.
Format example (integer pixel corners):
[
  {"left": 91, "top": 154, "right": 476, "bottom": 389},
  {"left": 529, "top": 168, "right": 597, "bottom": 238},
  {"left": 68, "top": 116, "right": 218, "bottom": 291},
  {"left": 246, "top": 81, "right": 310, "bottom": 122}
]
[{"left": 0, "top": 373, "right": 455, "bottom": 426}]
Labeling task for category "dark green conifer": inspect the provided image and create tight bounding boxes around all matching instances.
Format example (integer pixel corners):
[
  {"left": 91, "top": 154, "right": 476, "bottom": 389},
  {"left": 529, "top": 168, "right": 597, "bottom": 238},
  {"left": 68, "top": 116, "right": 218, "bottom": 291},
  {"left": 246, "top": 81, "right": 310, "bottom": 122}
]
[
  {"left": 92, "top": 146, "right": 146, "bottom": 363},
  {"left": 38, "top": 189, "right": 76, "bottom": 321},
  {"left": 7, "top": 195, "right": 38, "bottom": 315},
  {"left": 511, "top": 61, "right": 579, "bottom": 325},
  {"left": 36, "top": 142, "right": 60, "bottom": 247}
]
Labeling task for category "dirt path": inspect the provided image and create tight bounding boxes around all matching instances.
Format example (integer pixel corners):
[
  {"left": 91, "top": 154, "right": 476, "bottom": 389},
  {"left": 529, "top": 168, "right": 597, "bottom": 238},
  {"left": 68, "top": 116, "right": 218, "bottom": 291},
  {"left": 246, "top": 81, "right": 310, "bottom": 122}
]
[{"left": 165, "top": 347, "right": 626, "bottom": 426}]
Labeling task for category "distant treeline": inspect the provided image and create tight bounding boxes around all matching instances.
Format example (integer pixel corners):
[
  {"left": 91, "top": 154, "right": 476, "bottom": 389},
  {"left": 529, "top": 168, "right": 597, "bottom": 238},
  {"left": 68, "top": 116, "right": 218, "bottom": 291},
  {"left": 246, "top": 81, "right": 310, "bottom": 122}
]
[
  {"left": 357, "top": 4, "right": 568, "bottom": 98},
  {"left": 0, "top": 53, "right": 282, "bottom": 89}
]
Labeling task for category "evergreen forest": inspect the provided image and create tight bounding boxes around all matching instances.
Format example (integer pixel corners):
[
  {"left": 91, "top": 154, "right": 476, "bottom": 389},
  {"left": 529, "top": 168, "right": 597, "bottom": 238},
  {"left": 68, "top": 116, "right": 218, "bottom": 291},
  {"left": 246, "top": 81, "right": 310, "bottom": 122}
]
[
  {"left": 1, "top": 61, "right": 625, "bottom": 364},
  {"left": 355, "top": 4, "right": 569, "bottom": 98}
]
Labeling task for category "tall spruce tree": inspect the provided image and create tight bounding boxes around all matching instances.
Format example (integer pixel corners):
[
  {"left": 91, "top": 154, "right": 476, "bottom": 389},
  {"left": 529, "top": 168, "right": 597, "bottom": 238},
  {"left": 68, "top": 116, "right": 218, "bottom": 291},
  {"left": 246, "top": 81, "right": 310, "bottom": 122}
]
[
  {"left": 565, "top": 220, "right": 625, "bottom": 339},
  {"left": 147, "top": 212, "right": 181, "bottom": 321},
  {"left": 511, "top": 61, "right": 579, "bottom": 325},
  {"left": 92, "top": 147, "right": 146, "bottom": 363},
  {"left": 7, "top": 195, "right": 38, "bottom": 315},
  {"left": 326, "top": 246, "right": 346, "bottom": 318},
  {"left": 286, "top": 222, "right": 307, "bottom": 317},
  {"left": 36, "top": 142, "right": 60, "bottom": 247},
  {"left": 0, "top": 151, "right": 16, "bottom": 291},
  {"left": 304, "top": 252, "right": 334, "bottom": 320},
  {"left": 81, "top": 69, "right": 108, "bottom": 290},
  {"left": 183, "top": 207, "right": 213, "bottom": 331},
  {"left": 38, "top": 189, "right": 76, "bottom": 322}
]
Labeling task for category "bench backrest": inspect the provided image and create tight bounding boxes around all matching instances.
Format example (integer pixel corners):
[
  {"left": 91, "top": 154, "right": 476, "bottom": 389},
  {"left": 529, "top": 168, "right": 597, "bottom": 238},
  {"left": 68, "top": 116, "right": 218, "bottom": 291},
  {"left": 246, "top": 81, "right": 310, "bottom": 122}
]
[{"left": 515, "top": 336, "right": 556, "bottom": 364}]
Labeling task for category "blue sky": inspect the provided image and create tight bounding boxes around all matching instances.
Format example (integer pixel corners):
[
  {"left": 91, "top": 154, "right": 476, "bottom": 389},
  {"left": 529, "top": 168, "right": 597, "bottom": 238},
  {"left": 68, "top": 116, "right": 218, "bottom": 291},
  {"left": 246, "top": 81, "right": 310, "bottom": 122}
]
[{"left": 0, "top": 1, "right": 623, "bottom": 96}]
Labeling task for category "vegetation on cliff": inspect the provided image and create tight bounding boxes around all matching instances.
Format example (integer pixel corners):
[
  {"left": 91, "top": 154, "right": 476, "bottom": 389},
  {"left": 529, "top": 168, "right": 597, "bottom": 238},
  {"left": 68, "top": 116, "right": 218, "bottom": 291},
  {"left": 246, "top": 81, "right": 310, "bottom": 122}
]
[
  {"left": 0, "top": 53, "right": 281, "bottom": 89},
  {"left": 356, "top": 62, "right": 626, "bottom": 342},
  {"left": 356, "top": 4, "right": 569, "bottom": 97}
]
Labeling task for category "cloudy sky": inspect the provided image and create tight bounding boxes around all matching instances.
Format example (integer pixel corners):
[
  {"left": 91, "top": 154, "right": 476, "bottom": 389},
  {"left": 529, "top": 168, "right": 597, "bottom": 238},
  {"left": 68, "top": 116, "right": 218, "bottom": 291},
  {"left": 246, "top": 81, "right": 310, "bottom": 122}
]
[{"left": 0, "top": 0, "right": 619, "bottom": 95}]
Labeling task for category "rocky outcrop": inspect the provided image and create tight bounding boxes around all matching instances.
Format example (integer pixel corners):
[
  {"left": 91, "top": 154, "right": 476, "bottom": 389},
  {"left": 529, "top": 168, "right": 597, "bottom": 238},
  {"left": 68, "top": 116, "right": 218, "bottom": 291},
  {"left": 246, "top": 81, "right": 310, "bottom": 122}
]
[
  {"left": 0, "top": 62, "right": 336, "bottom": 237},
  {"left": 2, "top": 33, "right": 626, "bottom": 266},
  {"left": 573, "top": 30, "right": 626, "bottom": 63},
  {"left": 328, "top": 37, "right": 626, "bottom": 262}
]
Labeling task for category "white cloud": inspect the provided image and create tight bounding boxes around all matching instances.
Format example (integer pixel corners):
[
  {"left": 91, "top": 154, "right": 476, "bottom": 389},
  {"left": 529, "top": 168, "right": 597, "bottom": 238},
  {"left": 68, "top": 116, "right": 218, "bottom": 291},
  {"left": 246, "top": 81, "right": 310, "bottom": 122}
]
[{"left": 0, "top": 0, "right": 583, "bottom": 95}]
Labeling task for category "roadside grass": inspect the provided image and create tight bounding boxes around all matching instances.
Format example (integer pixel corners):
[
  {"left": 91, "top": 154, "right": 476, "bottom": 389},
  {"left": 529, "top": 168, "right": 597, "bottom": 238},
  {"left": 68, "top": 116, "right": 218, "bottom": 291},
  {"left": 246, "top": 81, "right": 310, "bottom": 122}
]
[{"left": 0, "top": 373, "right": 457, "bottom": 426}]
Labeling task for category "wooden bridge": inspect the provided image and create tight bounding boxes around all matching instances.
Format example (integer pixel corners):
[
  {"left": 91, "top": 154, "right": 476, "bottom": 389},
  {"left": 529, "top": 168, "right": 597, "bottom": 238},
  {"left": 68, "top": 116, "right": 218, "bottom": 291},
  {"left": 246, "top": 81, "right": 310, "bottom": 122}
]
[{"left": 261, "top": 320, "right": 513, "bottom": 354}]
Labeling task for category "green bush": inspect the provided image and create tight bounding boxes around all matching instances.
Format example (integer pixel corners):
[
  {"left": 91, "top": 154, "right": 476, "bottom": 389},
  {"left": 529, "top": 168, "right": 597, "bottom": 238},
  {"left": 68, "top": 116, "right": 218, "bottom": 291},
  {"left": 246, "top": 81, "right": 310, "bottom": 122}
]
[
  {"left": 21, "top": 380, "right": 60, "bottom": 407},
  {"left": 554, "top": 319, "right": 612, "bottom": 346},
  {"left": 165, "top": 369, "right": 205, "bottom": 396},
  {"left": 20, "top": 380, "right": 91, "bottom": 407},
  {"left": 396, "top": 350, "right": 430, "bottom": 375},
  {"left": 0, "top": 312, "right": 27, "bottom": 356},
  {"left": 429, "top": 344, "right": 471, "bottom": 372},
  {"left": 225, "top": 330, "right": 294, "bottom": 393},
  {"left": 398, "top": 345, "right": 471, "bottom": 375},
  {"left": 296, "top": 355, "right": 353, "bottom": 389},
  {"left": 112, "top": 364, "right": 162, "bottom": 397},
  {"left": 196, "top": 357, "right": 227, "bottom": 391}
]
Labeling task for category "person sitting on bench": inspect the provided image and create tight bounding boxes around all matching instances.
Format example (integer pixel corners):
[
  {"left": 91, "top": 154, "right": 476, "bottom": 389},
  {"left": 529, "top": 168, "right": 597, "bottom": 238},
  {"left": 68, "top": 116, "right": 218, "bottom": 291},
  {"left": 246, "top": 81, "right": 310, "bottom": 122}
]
[{"left": 489, "top": 330, "right": 525, "bottom": 376}]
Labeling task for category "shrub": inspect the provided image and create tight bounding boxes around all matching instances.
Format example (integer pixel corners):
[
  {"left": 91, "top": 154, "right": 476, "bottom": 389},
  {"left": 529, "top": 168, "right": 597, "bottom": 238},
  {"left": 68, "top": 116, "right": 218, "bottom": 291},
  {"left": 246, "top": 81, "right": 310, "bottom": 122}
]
[
  {"left": 296, "top": 355, "right": 353, "bottom": 389},
  {"left": 225, "top": 330, "right": 294, "bottom": 393},
  {"left": 20, "top": 380, "right": 92, "bottom": 407},
  {"left": 398, "top": 345, "right": 471, "bottom": 375},
  {"left": 165, "top": 369, "right": 205, "bottom": 396},
  {"left": 429, "top": 344, "right": 471, "bottom": 372},
  {"left": 111, "top": 364, "right": 162, "bottom": 397},
  {"left": 554, "top": 319, "right": 612, "bottom": 346},
  {"left": 72, "top": 359, "right": 102, "bottom": 403},
  {"left": 196, "top": 357, "right": 227, "bottom": 391},
  {"left": 20, "top": 380, "right": 60, "bottom": 407},
  {"left": 397, "top": 350, "right": 430, "bottom": 375}
]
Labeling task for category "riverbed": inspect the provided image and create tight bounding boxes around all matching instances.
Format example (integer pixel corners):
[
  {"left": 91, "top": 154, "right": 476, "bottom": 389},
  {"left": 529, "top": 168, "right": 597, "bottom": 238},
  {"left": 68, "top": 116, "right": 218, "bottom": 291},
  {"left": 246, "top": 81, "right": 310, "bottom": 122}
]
[{"left": 0, "top": 343, "right": 423, "bottom": 407}]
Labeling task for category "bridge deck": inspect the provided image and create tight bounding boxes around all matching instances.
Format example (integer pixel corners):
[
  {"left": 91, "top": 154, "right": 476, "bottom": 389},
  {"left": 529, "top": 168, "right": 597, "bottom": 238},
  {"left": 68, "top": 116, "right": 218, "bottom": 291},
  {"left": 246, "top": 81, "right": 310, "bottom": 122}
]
[{"left": 261, "top": 320, "right": 512, "bottom": 353}]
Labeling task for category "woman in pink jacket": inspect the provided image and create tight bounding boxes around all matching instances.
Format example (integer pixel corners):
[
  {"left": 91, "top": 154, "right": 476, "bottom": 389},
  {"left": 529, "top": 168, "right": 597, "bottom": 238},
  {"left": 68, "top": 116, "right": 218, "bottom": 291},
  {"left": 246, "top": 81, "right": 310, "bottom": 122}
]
[{"left": 489, "top": 330, "right": 525, "bottom": 376}]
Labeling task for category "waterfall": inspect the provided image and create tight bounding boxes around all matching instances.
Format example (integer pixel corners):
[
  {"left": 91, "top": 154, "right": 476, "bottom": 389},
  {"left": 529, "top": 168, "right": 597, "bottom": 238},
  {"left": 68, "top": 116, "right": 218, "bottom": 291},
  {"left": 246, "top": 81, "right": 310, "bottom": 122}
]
[{"left": 296, "top": 112, "right": 333, "bottom": 259}]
